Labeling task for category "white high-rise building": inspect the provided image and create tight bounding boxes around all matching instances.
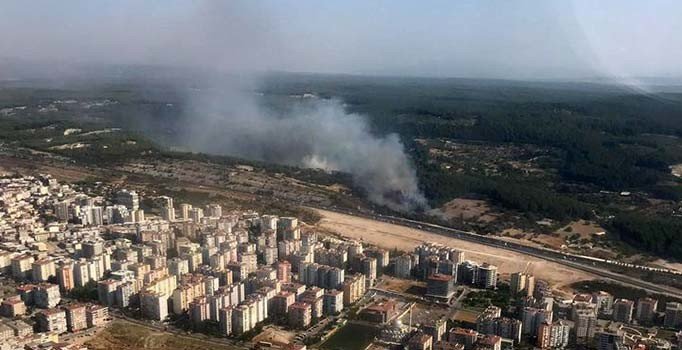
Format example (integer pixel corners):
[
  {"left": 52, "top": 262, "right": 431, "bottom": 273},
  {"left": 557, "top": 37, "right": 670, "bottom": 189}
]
[
  {"left": 190, "top": 208, "right": 204, "bottom": 222},
  {"left": 159, "top": 196, "right": 175, "bottom": 221},
  {"left": 116, "top": 190, "right": 139, "bottom": 211}
]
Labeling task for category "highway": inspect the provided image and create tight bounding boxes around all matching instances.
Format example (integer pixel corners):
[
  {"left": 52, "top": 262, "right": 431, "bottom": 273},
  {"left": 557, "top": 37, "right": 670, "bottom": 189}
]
[{"left": 313, "top": 206, "right": 682, "bottom": 299}]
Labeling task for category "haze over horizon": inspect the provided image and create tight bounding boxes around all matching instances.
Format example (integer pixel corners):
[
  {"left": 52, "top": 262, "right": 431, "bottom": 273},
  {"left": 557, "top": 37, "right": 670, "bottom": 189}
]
[
  {"left": 1, "top": 1, "right": 681, "bottom": 81},
  {"left": 2, "top": 0, "right": 681, "bottom": 212}
]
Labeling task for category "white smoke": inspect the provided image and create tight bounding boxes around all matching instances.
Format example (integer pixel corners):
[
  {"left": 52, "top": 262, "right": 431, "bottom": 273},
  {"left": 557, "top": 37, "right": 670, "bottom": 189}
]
[{"left": 180, "top": 85, "right": 427, "bottom": 212}]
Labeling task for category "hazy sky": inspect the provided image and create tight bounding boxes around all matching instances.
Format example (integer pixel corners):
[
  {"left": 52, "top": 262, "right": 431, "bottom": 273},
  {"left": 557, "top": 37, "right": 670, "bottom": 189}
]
[{"left": 1, "top": 0, "right": 680, "bottom": 79}]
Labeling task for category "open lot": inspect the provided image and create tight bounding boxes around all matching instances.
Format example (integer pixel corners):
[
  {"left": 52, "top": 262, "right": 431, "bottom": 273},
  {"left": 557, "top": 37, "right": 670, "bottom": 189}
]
[
  {"left": 314, "top": 208, "right": 596, "bottom": 293},
  {"left": 85, "top": 320, "right": 240, "bottom": 350},
  {"left": 252, "top": 325, "right": 297, "bottom": 346},
  {"left": 320, "top": 323, "right": 377, "bottom": 350},
  {"left": 452, "top": 309, "right": 481, "bottom": 325}
]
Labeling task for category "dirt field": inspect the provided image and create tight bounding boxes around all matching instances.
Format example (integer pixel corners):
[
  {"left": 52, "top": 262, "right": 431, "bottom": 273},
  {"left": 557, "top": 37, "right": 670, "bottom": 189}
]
[
  {"left": 314, "top": 209, "right": 596, "bottom": 292},
  {"left": 85, "top": 320, "right": 239, "bottom": 350},
  {"left": 252, "top": 325, "right": 297, "bottom": 345},
  {"left": 428, "top": 198, "right": 495, "bottom": 222},
  {"left": 453, "top": 309, "right": 481, "bottom": 324},
  {"left": 376, "top": 276, "right": 426, "bottom": 294}
]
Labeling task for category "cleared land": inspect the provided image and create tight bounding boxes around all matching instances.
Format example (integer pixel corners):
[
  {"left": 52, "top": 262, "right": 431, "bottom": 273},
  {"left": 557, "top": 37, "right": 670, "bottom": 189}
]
[
  {"left": 252, "top": 326, "right": 296, "bottom": 345},
  {"left": 85, "top": 320, "right": 241, "bottom": 350},
  {"left": 314, "top": 208, "right": 595, "bottom": 292},
  {"left": 320, "top": 323, "right": 377, "bottom": 350}
]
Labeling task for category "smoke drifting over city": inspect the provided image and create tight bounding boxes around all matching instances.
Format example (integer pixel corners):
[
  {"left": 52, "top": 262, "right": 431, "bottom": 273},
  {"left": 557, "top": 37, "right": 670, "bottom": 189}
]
[
  {"left": 12, "top": 1, "right": 682, "bottom": 211},
  {"left": 0, "top": 1, "right": 430, "bottom": 211},
  {"left": 180, "top": 85, "right": 427, "bottom": 212},
  {"left": 146, "top": 3, "right": 428, "bottom": 212}
]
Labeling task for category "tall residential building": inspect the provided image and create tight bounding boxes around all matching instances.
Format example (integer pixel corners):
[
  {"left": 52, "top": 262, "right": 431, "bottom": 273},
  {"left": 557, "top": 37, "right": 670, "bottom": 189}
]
[
  {"left": 537, "top": 321, "right": 571, "bottom": 349},
  {"left": 449, "top": 328, "right": 479, "bottom": 349},
  {"left": 63, "top": 304, "right": 87, "bottom": 332},
  {"left": 218, "top": 307, "right": 232, "bottom": 336},
  {"left": 82, "top": 241, "right": 104, "bottom": 258},
  {"left": 595, "top": 328, "right": 625, "bottom": 350},
  {"left": 476, "top": 263, "right": 498, "bottom": 289},
  {"left": 342, "top": 274, "right": 366, "bottom": 305},
  {"left": 86, "top": 305, "right": 109, "bottom": 328},
  {"left": 0, "top": 297, "right": 26, "bottom": 317},
  {"left": 394, "top": 254, "right": 414, "bottom": 279},
  {"left": 361, "top": 256, "right": 378, "bottom": 283},
  {"left": 207, "top": 204, "right": 222, "bottom": 218},
  {"left": 56, "top": 262, "right": 75, "bottom": 292},
  {"left": 522, "top": 307, "right": 553, "bottom": 336},
  {"left": 159, "top": 196, "right": 175, "bottom": 221},
  {"left": 592, "top": 291, "right": 614, "bottom": 316},
  {"left": 635, "top": 297, "right": 658, "bottom": 325},
  {"left": 97, "top": 279, "right": 119, "bottom": 307},
  {"left": 55, "top": 200, "right": 71, "bottom": 221},
  {"left": 190, "top": 207, "right": 204, "bottom": 222},
  {"left": 34, "top": 283, "right": 61, "bottom": 308},
  {"left": 140, "top": 291, "right": 168, "bottom": 321},
  {"left": 231, "top": 304, "right": 252, "bottom": 335},
  {"left": 664, "top": 302, "right": 682, "bottom": 328},
  {"left": 276, "top": 260, "right": 291, "bottom": 282},
  {"left": 180, "top": 203, "right": 192, "bottom": 220},
  {"left": 612, "top": 299, "right": 634, "bottom": 324},
  {"left": 449, "top": 249, "right": 465, "bottom": 264},
  {"left": 288, "top": 302, "right": 312, "bottom": 329},
  {"left": 116, "top": 189, "right": 139, "bottom": 211},
  {"left": 573, "top": 306, "right": 598, "bottom": 344},
  {"left": 323, "top": 290, "right": 344, "bottom": 315},
  {"left": 32, "top": 259, "right": 56, "bottom": 282},
  {"left": 426, "top": 274, "right": 456, "bottom": 299},
  {"left": 11, "top": 254, "right": 34, "bottom": 280},
  {"left": 510, "top": 272, "right": 535, "bottom": 297},
  {"left": 81, "top": 205, "right": 104, "bottom": 226}
]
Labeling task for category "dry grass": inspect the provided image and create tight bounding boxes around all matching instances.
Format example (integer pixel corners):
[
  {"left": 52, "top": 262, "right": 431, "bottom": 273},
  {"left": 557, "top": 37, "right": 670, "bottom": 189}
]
[
  {"left": 376, "top": 276, "right": 426, "bottom": 294},
  {"left": 428, "top": 198, "right": 493, "bottom": 221},
  {"left": 452, "top": 309, "right": 480, "bottom": 324},
  {"left": 85, "top": 320, "right": 239, "bottom": 350},
  {"left": 252, "top": 325, "right": 296, "bottom": 345}
]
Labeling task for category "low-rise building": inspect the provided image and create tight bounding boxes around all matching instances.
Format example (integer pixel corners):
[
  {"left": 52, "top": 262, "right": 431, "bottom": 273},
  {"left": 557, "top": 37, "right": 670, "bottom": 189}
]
[
  {"left": 359, "top": 299, "right": 397, "bottom": 324},
  {"left": 36, "top": 308, "right": 68, "bottom": 333},
  {"left": 0, "top": 296, "right": 26, "bottom": 317},
  {"left": 408, "top": 332, "right": 434, "bottom": 350},
  {"left": 86, "top": 305, "right": 109, "bottom": 328},
  {"left": 63, "top": 303, "right": 87, "bottom": 332},
  {"left": 34, "top": 283, "right": 61, "bottom": 308}
]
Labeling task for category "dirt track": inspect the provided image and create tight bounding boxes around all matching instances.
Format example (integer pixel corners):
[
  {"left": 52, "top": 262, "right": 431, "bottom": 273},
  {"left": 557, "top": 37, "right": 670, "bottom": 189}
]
[{"left": 314, "top": 208, "right": 596, "bottom": 293}]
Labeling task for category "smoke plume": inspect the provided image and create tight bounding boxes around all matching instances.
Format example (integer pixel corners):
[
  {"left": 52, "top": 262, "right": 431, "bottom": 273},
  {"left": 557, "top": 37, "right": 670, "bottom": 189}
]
[
  {"left": 0, "top": 1, "right": 428, "bottom": 212},
  {"left": 180, "top": 84, "right": 427, "bottom": 212}
]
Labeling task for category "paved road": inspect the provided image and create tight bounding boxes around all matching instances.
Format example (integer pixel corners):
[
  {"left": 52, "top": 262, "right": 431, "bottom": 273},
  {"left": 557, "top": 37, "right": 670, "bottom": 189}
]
[{"left": 313, "top": 206, "right": 682, "bottom": 299}]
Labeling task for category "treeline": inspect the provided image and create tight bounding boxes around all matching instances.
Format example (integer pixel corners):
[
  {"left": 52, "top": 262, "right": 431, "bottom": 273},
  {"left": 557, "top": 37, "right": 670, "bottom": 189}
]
[
  {"left": 399, "top": 110, "right": 678, "bottom": 191},
  {"left": 489, "top": 184, "right": 593, "bottom": 220},
  {"left": 610, "top": 214, "right": 682, "bottom": 259},
  {"left": 413, "top": 145, "right": 593, "bottom": 221}
]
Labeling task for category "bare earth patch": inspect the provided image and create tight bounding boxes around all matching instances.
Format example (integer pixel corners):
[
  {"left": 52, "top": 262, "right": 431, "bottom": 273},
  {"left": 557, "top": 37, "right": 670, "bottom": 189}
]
[
  {"left": 428, "top": 198, "right": 494, "bottom": 221},
  {"left": 314, "top": 209, "right": 596, "bottom": 294},
  {"left": 85, "top": 320, "right": 239, "bottom": 350},
  {"left": 376, "top": 276, "right": 426, "bottom": 294},
  {"left": 252, "top": 325, "right": 296, "bottom": 345}
]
